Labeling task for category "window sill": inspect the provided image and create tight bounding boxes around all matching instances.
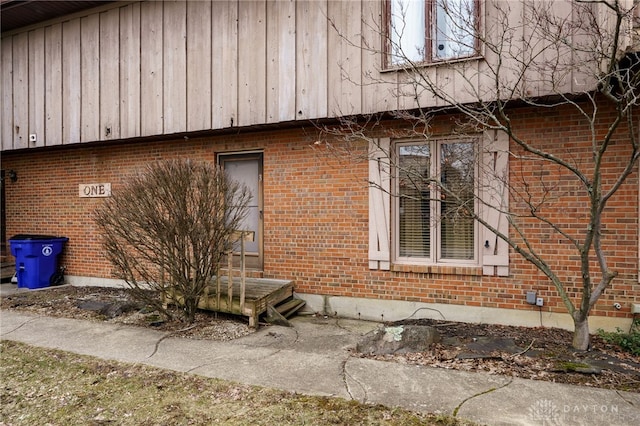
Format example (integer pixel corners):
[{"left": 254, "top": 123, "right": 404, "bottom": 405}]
[
  {"left": 391, "top": 263, "right": 482, "bottom": 276},
  {"left": 381, "top": 54, "right": 484, "bottom": 73}
]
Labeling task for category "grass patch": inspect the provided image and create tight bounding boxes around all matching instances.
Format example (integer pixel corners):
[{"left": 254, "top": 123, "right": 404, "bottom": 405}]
[{"left": 0, "top": 341, "right": 468, "bottom": 425}]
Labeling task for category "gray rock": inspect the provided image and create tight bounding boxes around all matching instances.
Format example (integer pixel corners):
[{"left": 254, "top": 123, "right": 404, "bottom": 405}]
[
  {"left": 356, "top": 325, "right": 441, "bottom": 355},
  {"left": 460, "top": 336, "right": 524, "bottom": 358},
  {"left": 99, "top": 302, "right": 140, "bottom": 319},
  {"left": 553, "top": 361, "right": 602, "bottom": 374},
  {"left": 76, "top": 300, "right": 110, "bottom": 312},
  {"left": 76, "top": 300, "right": 139, "bottom": 319}
]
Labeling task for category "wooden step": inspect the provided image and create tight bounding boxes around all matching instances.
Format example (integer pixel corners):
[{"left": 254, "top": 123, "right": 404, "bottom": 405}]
[
  {"left": 264, "top": 305, "right": 291, "bottom": 327},
  {"left": 262, "top": 297, "right": 306, "bottom": 326},
  {"left": 274, "top": 298, "right": 306, "bottom": 318}
]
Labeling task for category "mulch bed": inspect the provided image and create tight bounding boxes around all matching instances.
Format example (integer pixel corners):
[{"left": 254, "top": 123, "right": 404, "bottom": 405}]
[
  {"left": 2, "top": 285, "right": 639, "bottom": 392},
  {"left": 353, "top": 318, "right": 640, "bottom": 392}
]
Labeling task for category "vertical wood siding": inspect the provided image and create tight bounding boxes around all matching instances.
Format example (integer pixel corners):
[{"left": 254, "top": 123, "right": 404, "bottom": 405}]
[
  {"left": 12, "top": 32, "right": 28, "bottom": 149},
  {"left": 80, "top": 14, "right": 100, "bottom": 143},
  {"left": 140, "top": 1, "right": 163, "bottom": 136},
  {"left": 0, "top": 0, "right": 627, "bottom": 150},
  {"left": 1, "top": 38, "right": 12, "bottom": 150},
  {"left": 360, "top": 0, "right": 395, "bottom": 114},
  {"left": 163, "top": 0, "right": 187, "bottom": 134},
  {"left": 44, "top": 24, "right": 63, "bottom": 146},
  {"left": 238, "top": 1, "right": 268, "bottom": 127},
  {"left": 100, "top": 9, "right": 120, "bottom": 141},
  {"left": 296, "top": 0, "right": 328, "bottom": 120},
  {"left": 119, "top": 3, "right": 141, "bottom": 139},
  {"left": 266, "top": 0, "right": 296, "bottom": 124},
  {"left": 211, "top": 0, "right": 238, "bottom": 129},
  {"left": 186, "top": 1, "right": 212, "bottom": 131},
  {"left": 327, "top": 0, "right": 362, "bottom": 116},
  {"left": 63, "top": 20, "right": 82, "bottom": 145},
  {"left": 28, "top": 28, "right": 45, "bottom": 148}
]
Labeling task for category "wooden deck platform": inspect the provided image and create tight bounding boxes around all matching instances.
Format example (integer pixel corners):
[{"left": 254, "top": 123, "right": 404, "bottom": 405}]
[{"left": 169, "top": 277, "right": 294, "bottom": 328}]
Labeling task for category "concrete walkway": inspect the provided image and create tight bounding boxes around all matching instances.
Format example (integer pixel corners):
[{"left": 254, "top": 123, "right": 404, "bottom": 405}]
[{"left": 1, "top": 308, "right": 639, "bottom": 425}]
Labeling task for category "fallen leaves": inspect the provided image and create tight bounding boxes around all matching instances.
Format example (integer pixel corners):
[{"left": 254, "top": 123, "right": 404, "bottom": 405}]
[
  {"left": 3, "top": 286, "right": 639, "bottom": 393},
  {"left": 353, "top": 318, "right": 640, "bottom": 392}
]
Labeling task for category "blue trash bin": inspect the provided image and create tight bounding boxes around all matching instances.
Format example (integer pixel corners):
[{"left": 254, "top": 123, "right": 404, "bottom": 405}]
[{"left": 9, "top": 234, "right": 69, "bottom": 290}]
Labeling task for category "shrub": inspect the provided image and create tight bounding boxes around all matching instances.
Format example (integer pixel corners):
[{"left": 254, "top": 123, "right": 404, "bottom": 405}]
[
  {"left": 597, "top": 319, "right": 640, "bottom": 356},
  {"left": 94, "top": 159, "right": 251, "bottom": 323}
]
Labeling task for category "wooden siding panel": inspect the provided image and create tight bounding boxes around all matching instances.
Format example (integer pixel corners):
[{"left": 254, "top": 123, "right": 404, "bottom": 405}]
[
  {"left": 369, "top": 138, "right": 391, "bottom": 270},
  {"left": 397, "top": 67, "right": 430, "bottom": 110},
  {"left": 400, "top": 62, "right": 480, "bottom": 110},
  {"left": 211, "top": 0, "right": 238, "bottom": 129},
  {"left": 296, "top": 0, "right": 328, "bottom": 120},
  {"left": 28, "top": 29, "right": 45, "bottom": 148},
  {"left": 45, "top": 24, "right": 63, "bottom": 146},
  {"left": 62, "top": 20, "right": 81, "bottom": 145},
  {"left": 327, "top": 0, "right": 362, "bottom": 116},
  {"left": 482, "top": 129, "right": 510, "bottom": 277},
  {"left": 186, "top": 0, "right": 212, "bottom": 131},
  {"left": 457, "top": 62, "right": 482, "bottom": 104},
  {"left": 120, "top": 3, "right": 141, "bottom": 139},
  {"left": 100, "top": 8, "right": 120, "bottom": 141},
  {"left": 1, "top": 38, "right": 13, "bottom": 150},
  {"left": 0, "top": 0, "right": 619, "bottom": 152},
  {"left": 360, "top": 0, "right": 395, "bottom": 114},
  {"left": 140, "top": 1, "right": 163, "bottom": 136},
  {"left": 238, "top": 1, "right": 267, "bottom": 126},
  {"left": 81, "top": 14, "right": 100, "bottom": 143},
  {"left": 478, "top": 0, "right": 503, "bottom": 103},
  {"left": 266, "top": 0, "right": 296, "bottom": 123},
  {"left": 522, "top": 0, "right": 574, "bottom": 97},
  {"left": 163, "top": 0, "right": 187, "bottom": 134},
  {"left": 572, "top": 1, "right": 601, "bottom": 93},
  {"left": 12, "top": 33, "right": 29, "bottom": 150}
]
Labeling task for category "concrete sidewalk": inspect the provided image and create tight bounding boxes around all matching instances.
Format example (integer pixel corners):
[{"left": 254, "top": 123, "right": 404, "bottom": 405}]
[{"left": 1, "top": 310, "right": 639, "bottom": 425}]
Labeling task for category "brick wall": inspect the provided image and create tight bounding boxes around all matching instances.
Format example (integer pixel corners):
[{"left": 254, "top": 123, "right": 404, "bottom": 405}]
[
  {"left": 503, "top": 104, "right": 639, "bottom": 319},
  {"left": 2, "top": 101, "right": 638, "bottom": 320}
]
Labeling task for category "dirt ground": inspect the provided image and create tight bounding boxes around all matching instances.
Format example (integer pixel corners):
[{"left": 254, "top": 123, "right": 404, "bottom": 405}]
[
  {"left": 0, "top": 285, "right": 253, "bottom": 341},
  {"left": 2, "top": 285, "right": 639, "bottom": 393}
]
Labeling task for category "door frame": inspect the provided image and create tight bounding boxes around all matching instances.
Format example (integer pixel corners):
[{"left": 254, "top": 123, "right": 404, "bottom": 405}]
[{"left": 218, "top": 151, "right": 264, "bottom": 270}]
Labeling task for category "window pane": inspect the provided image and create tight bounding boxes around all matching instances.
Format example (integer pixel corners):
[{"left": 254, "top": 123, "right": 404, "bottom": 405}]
[
  {"left": 390, "top": 0, "right": 426, "bottom": 64},
  {"left": 398, "top": 144, "right": 431, "bottom": 257},
  {"left": 222, "top": 158, "right": 260, "bottom": 253},
  {"left": 439, "top": 142, "right": 474, "bottom": 259},
  {"left": 434, "top": 0, "right": 476, "bottom": 60}
]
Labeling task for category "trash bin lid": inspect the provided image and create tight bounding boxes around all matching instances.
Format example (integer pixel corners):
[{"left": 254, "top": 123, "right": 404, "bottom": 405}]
[{"left": 10, "top": 234, "right": 64, "bottom": 240}]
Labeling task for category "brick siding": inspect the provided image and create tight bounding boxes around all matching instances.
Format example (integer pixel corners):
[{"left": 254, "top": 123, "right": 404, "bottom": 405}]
[{"left": 2, "top": 102, "right": 638, "bottom": 319}]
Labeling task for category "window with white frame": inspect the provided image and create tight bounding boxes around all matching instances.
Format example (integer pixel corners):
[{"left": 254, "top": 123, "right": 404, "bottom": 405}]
[
  {"left": 396, "top": 139, "right": 476, "bottom": 263},
  {"left": 388, "top": 0, "right": 479, "bottom": 66}
]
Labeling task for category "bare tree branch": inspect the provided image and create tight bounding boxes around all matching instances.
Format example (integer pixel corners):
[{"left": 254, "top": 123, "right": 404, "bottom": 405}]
[
  {"left": 94, "top": 159, "right": 251, "bottom": 323},
  {"left": 324, "top": 0, "right": 640, "bottom": 350}
]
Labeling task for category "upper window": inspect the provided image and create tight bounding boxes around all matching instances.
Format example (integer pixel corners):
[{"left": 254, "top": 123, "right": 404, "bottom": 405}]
[
  {"left": 396, "top": 139, "right": 476, "bottom": 263},
  {"left": 388, "top": 0, "right": 479, "bottom": 66}
]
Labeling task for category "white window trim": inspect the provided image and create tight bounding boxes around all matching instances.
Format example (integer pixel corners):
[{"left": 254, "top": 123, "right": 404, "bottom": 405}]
[{"left": 393, "top": 137, "right": 479, "bottom": 267}]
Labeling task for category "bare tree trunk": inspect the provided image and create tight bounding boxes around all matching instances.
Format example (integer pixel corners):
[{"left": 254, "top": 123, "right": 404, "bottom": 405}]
[
  {"left": 572, "top": 315, "right": 590, "bottom": 351},
  {"left": 324, "top": 0, "right": 639, "bottom": 351}
]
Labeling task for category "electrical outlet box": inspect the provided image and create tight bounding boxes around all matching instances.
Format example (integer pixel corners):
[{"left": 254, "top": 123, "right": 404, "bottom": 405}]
[
  {"left": 526, "top": 291, "right": 537, "bottom": 305},
  {"left": 632, "top": 304, "right": 640, "bottom": 314},
  {"left": 536, "top": 297, "right": 544, "bottom": 307}
]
